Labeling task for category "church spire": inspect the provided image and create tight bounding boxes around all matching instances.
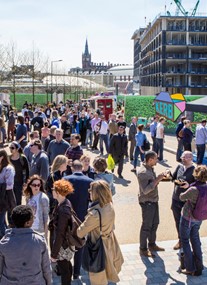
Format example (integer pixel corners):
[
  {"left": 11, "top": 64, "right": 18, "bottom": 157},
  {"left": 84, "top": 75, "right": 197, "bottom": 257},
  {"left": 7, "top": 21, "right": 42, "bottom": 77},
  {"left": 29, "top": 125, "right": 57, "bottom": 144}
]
[{"left": 84, "top": 38, "right": 89, "bottom": 56}]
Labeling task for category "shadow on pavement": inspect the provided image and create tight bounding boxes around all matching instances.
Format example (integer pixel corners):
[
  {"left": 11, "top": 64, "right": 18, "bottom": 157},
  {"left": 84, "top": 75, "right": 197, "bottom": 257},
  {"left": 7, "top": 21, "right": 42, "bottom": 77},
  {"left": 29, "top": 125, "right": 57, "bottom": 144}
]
[
  {"left": 140, "top": 253, "right": 185, "bottom": 285},
  {"left": 157, "top": 160, "right": 172, "bottom": 168},
  {"left": 113, "top": 175, "right": 131, "bottom": 186}
]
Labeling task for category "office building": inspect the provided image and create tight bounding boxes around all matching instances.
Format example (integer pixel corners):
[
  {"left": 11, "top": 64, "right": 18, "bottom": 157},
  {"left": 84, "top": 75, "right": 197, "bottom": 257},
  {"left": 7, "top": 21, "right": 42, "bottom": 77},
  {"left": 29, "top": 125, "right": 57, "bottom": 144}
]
[{"left": 132, "top": 15, "right": 207, "bottom": 95}]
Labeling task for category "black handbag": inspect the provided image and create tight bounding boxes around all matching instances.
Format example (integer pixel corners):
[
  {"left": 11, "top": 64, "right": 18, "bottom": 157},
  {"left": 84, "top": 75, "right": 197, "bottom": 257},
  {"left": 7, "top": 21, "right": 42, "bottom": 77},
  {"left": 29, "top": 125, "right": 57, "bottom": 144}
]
[
  {"left": 82, "top": 209, "right": 105, "bottom": 273},
  {"left": 143, "top": 135, "right": 150, "bottom": 151},
  {"left": 0, "top": 183, "right": 16, "bottom": 213}
]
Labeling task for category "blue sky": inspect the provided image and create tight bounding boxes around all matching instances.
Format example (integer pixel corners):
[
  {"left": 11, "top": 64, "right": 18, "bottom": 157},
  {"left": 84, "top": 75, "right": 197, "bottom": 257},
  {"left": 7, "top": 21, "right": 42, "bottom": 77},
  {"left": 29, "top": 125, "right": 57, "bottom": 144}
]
[{"left": 0, "top": 0, "right": 206, "bottom": 70}]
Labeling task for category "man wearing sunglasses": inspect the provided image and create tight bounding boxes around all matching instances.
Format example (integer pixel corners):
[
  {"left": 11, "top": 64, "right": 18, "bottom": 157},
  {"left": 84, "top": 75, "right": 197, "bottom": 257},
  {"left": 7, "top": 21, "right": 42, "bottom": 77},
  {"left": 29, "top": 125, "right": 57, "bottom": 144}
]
[
  {"left": 109, "top": 125, "right": 128, "bottom": 179},
  {"left": 29, "top": 139, "right": 49, "bottom": 182}
]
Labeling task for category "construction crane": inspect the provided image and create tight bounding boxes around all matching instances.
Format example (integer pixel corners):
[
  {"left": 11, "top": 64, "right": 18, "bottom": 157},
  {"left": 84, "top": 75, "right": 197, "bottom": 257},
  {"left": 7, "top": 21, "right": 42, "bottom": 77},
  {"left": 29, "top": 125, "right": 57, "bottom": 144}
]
[
  {"left": 175, "top": 0, "right": 182, "bottom": 15},
  {"left": 174, "top": 0, "right": 188, "bottom": 16},
  {"left": 191, "top": 0, "right": 200, "bottom": 16},
  {"left": 173, "top": 0, "right": 200, "bottom": 17}
]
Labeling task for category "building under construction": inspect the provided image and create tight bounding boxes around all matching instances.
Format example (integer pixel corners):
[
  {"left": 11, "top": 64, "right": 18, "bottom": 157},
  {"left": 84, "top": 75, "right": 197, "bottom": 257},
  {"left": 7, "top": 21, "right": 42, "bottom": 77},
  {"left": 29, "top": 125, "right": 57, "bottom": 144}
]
[{"left": 132, "top": 0, "right": 207, "bottom": 95}]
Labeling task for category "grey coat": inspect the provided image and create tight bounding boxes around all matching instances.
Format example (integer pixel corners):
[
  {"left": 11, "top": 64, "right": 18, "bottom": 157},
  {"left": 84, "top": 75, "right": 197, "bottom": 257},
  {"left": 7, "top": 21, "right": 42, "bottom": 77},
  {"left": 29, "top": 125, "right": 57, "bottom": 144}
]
[
  {"left": 128, "top": 123, "right": 137, "bottom": 141},
  {"left": 30, "top": 151, "right": 49, "bottom": 182},
  {"left": 0, "top": 228, "right": 52, "bottom": 285}
]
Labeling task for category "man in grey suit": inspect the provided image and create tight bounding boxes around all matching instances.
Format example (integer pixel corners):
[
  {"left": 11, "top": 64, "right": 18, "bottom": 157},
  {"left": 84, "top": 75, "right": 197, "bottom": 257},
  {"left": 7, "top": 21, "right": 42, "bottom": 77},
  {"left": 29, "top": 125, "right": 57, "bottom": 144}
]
[{"left": 129, "top": 117, "right": 137, "bottom": 161}]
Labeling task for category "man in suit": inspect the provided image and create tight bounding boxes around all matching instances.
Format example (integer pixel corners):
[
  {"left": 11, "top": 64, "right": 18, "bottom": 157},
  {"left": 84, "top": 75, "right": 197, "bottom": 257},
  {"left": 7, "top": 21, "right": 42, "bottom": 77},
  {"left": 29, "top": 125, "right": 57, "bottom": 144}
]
[
  {"left": 109, "top": 125, "right": 128, "bottom": 179},
  {"left": 129, "top": 116, "right": 137, "bottom": 161},
  {"left": 64, "top": 160, "right": 93, "bottom": 280}
]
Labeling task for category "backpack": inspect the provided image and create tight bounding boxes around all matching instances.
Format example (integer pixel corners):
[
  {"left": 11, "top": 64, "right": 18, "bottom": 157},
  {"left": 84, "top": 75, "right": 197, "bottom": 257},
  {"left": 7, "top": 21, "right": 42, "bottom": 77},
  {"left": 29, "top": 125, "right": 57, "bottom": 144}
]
[
  {"left": 143, "top": 134, "right": 150, "bottom": 151},
  {"left": 66, "top": 206, "right": 86, "bottom": 251},
  {"left": 192, "top": 182, "right": 207, "bottom": 221}
]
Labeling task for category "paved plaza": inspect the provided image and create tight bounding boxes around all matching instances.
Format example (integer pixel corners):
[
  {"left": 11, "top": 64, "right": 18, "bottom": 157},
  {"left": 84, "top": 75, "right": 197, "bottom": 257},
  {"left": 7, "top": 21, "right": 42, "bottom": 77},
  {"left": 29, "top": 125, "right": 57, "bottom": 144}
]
[
  {"left": 52, "top": 133, "right": 207, "bottom": 285},
  {"left": 3, "top": 130, "right": 207, "bottom": 284},
  {"left": 53, "top": 238, "right": 207, "bottom": 285}
]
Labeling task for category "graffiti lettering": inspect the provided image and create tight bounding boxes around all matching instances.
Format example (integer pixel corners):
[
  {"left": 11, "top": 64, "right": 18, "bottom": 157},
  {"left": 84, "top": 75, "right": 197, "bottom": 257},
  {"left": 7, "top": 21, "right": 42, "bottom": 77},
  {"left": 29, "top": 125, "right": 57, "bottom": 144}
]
[{"left": 155, "top": 101, "right": 173, "bottom": 120}]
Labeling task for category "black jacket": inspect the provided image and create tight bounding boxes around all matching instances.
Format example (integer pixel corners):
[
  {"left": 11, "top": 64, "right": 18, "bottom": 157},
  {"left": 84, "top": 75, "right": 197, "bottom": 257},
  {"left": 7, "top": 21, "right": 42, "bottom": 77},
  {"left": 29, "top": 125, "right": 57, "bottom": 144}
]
[
  {"left": 51, "top": 198, "right": 72, "bottom": 258},
  {"left": 129, "top": 123, "right": 137, "bottom": 141},
  {"left": 109, "top": 133, "right": 128, "bottom": 161},
  {"left": 172, "top": 164, "right": 195, "bottom": 201}
]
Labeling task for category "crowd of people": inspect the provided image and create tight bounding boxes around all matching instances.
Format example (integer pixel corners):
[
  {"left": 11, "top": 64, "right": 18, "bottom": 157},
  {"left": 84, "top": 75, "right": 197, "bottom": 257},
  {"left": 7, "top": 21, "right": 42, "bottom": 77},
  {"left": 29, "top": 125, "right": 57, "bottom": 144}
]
[
  {"left": 0, "top": 100, "right": 128, "bottom": 285},
  {"left": 137, "top": 149, "right": 206, "bottom": 276},
  {"left": 0, "top": 99, "right": 207, "bottom": 283}
]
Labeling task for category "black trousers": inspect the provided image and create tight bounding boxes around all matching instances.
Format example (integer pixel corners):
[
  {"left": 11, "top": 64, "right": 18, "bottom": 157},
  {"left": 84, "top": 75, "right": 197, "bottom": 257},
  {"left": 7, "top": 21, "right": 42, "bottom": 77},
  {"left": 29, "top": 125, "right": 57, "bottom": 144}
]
[
  {"left": 196, "top": 144, "right": 205, "bottom": 165},
  {"left": 151, "top": 136, "right": 158, "bottom": 153},
  {"left": 171, "top": 198, "right": 185, "bottom": 241},
  {"left": 57, "top": 259, "right": 72, "bottom": 285},
  {"left": 114, "top": 155, "right": 124, "bottom": 176},
  {"left": 92, "top": 131, "right": 99, "bottom": 148},
  {"left": 8, "top": 184, "right": 22, "bottom": 225},
  {"left": 183, "top": 142, "right": 192, "bottom": 152},
  {"left": 139, "top": 202, "right": 159, "bottom": 250},
  {"left": 73, "top": 247, "right": 83, "bottom": 276},
  {"left": 80, "top": 129, "right": 87, "bottom": 145}
]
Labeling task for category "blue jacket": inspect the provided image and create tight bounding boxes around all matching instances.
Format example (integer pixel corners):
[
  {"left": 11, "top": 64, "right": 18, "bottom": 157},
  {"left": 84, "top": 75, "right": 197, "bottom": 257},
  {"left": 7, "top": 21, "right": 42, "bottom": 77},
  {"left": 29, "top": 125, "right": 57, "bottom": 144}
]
[
  {"left": 135, "top": 132, "right": 145, "bottom": 147},
  {"left": 64, "top": 172, "right": 93, "bottom": 221}
]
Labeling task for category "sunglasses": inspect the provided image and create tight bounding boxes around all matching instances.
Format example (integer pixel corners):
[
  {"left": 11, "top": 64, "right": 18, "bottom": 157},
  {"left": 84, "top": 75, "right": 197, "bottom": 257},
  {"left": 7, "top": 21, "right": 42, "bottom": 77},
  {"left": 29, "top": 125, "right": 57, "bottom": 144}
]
[
  {"left": 31, "top": 183, "right": 41, "bottom": 188},
  {"left": 9, "top": 146, "right": 16, "bottom": 150},
  {"left": 30, "top": 144, "right": 37, "bottom": 147}
]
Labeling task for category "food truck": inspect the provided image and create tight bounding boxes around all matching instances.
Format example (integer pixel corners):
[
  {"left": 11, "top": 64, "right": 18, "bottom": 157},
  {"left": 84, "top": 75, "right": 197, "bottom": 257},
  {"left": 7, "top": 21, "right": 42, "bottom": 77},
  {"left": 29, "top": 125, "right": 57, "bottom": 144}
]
[{"left": 82, "top": 93, "right": 117, "bottom": 120}]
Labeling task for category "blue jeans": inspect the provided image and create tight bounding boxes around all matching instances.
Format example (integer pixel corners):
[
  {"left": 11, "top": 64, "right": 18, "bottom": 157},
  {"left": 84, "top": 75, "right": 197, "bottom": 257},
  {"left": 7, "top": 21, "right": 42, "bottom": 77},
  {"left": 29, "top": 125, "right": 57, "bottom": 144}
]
[
  {"left": 0, "top": 128, "right": 6, "bottom": 143},
  {"left": 134, "top": 146, "right": 145, "bottom": 168},
  {"left": 180, "top": 217, "right": 203, "bottom": 273},
  {"left": 85, "top": 129, "right": 93, "bottom": 146},
  {"left": 176, "top": 138, "right": 184, "bottom": 162},
  {"left": 196, "top": 144, "right": 205, "bottom": 165},
  {"left": 99, "top": 134, "right": 109, "bottom": 154},
  {"left": 0, "top": 211, "right": 7, "bottom": 238}
]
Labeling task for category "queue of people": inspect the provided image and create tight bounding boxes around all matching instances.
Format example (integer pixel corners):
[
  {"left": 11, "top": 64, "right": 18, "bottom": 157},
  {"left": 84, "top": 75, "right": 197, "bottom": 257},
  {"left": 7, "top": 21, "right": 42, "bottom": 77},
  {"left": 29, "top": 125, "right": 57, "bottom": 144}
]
[
  {"left": 0, "top": 100, "right": 127, "bottom": 285},
  {"left": 1, "top": 99, "right": 207, "bottom": 284}
]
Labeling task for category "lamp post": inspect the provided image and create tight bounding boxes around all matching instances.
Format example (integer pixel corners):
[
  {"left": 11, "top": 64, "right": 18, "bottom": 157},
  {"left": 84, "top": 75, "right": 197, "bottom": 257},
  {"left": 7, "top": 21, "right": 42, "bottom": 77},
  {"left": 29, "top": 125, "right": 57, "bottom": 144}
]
[{"left": 51, "top": 59, "right": 62, "bottom": 102}]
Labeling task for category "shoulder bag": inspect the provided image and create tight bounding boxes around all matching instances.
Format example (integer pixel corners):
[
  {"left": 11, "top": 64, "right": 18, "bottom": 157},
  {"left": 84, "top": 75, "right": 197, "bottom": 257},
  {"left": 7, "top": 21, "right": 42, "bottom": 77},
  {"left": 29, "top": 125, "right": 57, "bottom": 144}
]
[
  {"left": 66, "top": 206, "right": 86, "bottom": 251},
  {"left": 143, "top": 134, "right": 150, "bottom": 151},
  {"left": 82, "top": 208, "right": 106, "bottom": 273}
]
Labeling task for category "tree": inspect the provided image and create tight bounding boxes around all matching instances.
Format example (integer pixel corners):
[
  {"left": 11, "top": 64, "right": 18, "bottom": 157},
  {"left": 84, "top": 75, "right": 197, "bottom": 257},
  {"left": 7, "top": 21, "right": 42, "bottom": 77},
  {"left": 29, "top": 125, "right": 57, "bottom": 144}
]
[{"left": 24, "top": 43, "right": 49, "bottom": 104}]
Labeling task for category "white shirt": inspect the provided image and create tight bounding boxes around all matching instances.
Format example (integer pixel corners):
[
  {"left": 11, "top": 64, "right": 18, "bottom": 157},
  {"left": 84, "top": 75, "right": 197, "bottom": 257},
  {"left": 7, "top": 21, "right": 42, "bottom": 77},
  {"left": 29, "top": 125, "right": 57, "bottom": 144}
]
[
  {"left": 28, "top": 192, "right": 41, "bottom": 231},
  {"left": 99, "top": 121, "right": 108, "bottom": 135},
  {"left": 22, "top": 108, "right": 28, "bottom": 116},
  {"left": 156, "top": 123, "right": 164, "bottom": 139}
]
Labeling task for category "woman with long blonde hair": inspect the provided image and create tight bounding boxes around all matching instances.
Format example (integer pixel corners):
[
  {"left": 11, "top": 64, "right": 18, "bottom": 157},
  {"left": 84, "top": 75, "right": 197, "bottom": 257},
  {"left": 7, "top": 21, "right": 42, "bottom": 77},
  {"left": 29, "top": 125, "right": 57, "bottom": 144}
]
[{"left": 77, "top": 180, "right": 123, "bottom": 285}]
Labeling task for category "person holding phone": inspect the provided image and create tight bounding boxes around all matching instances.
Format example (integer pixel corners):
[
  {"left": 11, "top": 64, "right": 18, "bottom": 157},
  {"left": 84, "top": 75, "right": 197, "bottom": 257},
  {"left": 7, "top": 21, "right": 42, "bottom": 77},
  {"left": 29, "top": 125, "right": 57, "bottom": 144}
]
[{"left": 171, "top": 151, "right": 195, "bottom": 250}]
